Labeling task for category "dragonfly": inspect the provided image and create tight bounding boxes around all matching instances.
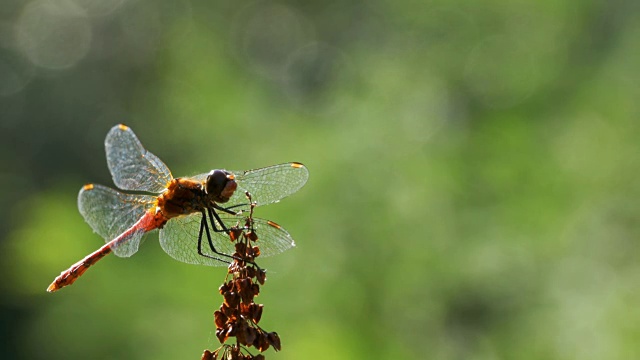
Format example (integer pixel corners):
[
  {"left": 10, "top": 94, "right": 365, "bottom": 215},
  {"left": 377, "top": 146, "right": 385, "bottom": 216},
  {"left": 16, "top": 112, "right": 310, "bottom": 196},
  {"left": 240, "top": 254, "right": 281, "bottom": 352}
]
[{"left": 47, "top": 124, "right": 308, "bottom": 292}]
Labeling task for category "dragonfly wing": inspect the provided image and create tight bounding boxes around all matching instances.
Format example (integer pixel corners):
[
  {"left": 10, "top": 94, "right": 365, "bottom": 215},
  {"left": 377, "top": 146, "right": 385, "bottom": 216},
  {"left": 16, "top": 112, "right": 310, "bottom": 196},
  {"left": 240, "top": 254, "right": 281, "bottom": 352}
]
[
  {"left": 105, "top": 124, "right": 173, "bottom": 193},
  {"left": 159, "top": 213, "right": 236, "bottom": 266},
  {"left": 232, "top": 162, "right": 309, "bottom": 207},
  {"left": 221, "top": 216, "right": 296, "bottom": 258},
  {"left": 159, "top": 214, "right": 296, "bottom": 265},
  {"left": 78, "top": 184, "right": 156, "bottom": 257}
]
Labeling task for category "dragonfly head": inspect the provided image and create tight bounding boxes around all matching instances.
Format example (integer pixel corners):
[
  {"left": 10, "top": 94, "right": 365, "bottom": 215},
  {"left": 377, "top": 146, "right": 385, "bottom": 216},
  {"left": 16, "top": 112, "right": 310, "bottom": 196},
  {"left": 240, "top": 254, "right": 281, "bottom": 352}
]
[{"left": 205, "top": 169, "right": 237, "bottom": 203}]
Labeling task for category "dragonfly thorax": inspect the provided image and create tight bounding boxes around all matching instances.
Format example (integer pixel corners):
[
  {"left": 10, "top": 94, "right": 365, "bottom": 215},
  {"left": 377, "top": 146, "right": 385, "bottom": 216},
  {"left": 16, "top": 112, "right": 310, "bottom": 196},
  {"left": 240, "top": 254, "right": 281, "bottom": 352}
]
[
  {"left": 157, "top": 178, "right": 212, "bottom": 219},
  {"left": 205, "top": 169, "right": 237, "bottom": 204}
]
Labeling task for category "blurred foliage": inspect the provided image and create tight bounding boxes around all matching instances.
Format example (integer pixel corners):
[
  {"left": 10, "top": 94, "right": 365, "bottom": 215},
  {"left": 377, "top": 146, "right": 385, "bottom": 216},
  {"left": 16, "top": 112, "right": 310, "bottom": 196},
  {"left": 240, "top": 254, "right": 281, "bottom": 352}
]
[{"left": 1, "top": 0, "right": 640, "bottom": 359}]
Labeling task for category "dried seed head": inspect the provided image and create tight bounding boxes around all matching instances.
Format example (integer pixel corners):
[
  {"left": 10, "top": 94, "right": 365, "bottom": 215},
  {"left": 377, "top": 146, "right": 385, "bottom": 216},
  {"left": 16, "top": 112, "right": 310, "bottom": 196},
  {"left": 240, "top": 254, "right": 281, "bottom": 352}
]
[
  {"left": 245, "top": 246, "right": 260, "bottom": 258},
  {"left": 214, "top": 310, "right": 228, "bottom": 329},
  {"left": 220, "top": 303, "right": 236, "bottom": 319},
  {"left": 223, "top": 291, "right": 240, "bottom": 308},
  {"left": 247, "top": 231, "right": 258, "bottom": 241},
  {"left": 226, "top": 323, "right": 237, "bottom": 338},
  {"left": 228, "top": 261, "right": 243, "bottom": 274},
  {"left": 236, "top": 324, "right": 248, "bottom": 346},
  {"left": 229, "top": 228, "right": 242, "bottom": 241},
  {"left": 267, "top": 332, "right": 282, "bottom": 351},
  {"left": 201, "top": 349, "right": 214, "bottom": 360},
  {"left": 228, "top": 345, "right": 241, "bottom": 359},
  {"left": 215, "top": 328, "right": 228, "bottom": 343},
  {"left": 251, "top": 304, "right": 263, "bottom": 324},
  {"left": 235, "top": 242, "right": 247, "bottom": 255},
  {"left": 209, "top": 210, "right": 283, "bottom": 357},
  {"left": 244, "top": 325, "right": 257, "bottom": 346},
  {"left": 219, "top": 282, "right": 231, "bottom": 295},
  {"left": 256, "top": 269, "right": 267, "bottom": 285},
  {"left": 254, "top": 332, "right": 270, "bottom": 352},
  {"left": 251, "top": 283, "right": 260, "bottom": 297},
  {"left": 239, "top": 302, "right": 251, "bottom": 317}
]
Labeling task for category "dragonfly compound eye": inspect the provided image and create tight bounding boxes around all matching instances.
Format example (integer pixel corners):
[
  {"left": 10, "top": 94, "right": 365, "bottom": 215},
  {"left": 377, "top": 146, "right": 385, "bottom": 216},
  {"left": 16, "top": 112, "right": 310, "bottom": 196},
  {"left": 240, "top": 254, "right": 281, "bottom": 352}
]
[{"left": 206, "top": 169, "right": 237, "bottom": 203}]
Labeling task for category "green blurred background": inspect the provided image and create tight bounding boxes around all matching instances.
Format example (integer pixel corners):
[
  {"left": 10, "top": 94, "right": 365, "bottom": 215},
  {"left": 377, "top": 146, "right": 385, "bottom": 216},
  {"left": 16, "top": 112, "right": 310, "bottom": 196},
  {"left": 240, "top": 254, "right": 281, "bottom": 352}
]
[{"left": 1, "top": 0, "right": 639, "bottom": 359}]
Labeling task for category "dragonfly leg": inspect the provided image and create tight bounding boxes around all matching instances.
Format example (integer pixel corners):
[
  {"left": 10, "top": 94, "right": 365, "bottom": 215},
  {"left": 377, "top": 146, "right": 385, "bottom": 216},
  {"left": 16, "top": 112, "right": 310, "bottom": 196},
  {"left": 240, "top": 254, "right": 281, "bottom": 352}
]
[
  {"left": 212, "top": 203, "right": 239, "bottom": 216},
  {"left": 196, "top": 211, "right": 230, "bottom": 265},
  {"left": 214, "top": 201, "right": 257, "bottom": 216},
  {"left": 208, "top": 207, "right": 231, "bottom": 233},
  {"left": 206, "top": 208, "right": 261, "bottom": 270}
]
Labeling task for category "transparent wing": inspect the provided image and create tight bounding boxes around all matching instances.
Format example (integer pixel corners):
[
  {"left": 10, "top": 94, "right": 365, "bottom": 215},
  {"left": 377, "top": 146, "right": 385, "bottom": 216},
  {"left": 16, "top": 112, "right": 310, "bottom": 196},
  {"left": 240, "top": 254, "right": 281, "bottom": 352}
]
[
  {"left": 78, "top": 184, "right": 156, "bottom": 257},
  {"left": 191, "top": 162, "right": 309, "bottom": 210},
  {"left": 158, "top": 213, "right": 230, "bottom": 266},
  {"left": 159, "top": 213, "right": 296, "bottom": 266},
  {"left": 232, "top": 162, "right": 309, "bottom": 206},
  {"left": 105, "top": 124, "right": 173, "bottom": 193},
  {"left": 245, "top": 218, "right": 296, "bottom": 257}
]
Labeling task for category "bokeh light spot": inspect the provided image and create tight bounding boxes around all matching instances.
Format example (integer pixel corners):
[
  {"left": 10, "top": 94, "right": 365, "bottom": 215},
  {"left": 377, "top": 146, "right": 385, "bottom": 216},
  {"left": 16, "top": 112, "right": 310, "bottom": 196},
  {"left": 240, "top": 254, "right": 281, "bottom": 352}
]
[
  {"left": 282, "top": 42, "right": 352, "bottom": 113},
  {"left": 15, "top": 0, "right": 92, "bottom": 70},
  {"left": 232, "top": 1, "right": 315, "bottom": 80}
]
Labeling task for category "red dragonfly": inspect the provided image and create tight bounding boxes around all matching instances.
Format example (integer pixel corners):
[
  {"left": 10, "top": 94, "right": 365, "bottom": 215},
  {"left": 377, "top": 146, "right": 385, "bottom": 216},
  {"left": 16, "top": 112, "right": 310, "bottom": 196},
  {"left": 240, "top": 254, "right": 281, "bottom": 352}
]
[{"left": 47, "top": 124, "right": 308, "bottom": 292}]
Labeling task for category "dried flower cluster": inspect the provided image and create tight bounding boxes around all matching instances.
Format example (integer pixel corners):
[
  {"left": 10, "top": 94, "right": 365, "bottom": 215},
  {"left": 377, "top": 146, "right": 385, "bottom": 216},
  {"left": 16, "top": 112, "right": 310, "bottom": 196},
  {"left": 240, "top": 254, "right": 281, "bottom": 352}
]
[{"left": 202, "top": 196, "right": 281, "bottom": 360}]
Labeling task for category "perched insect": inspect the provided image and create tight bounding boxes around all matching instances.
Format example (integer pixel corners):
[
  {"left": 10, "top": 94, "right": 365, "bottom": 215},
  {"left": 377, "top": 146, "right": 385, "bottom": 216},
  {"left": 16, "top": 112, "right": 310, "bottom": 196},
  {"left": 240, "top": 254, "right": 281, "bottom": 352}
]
[{"left": 47, "top": 124, "right": 308, "bottom": 292}]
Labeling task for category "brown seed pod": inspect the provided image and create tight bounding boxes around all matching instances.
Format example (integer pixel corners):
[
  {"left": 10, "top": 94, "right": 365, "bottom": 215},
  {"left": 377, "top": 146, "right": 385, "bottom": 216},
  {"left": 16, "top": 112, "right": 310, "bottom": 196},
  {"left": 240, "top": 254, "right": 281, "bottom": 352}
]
[
  {"left": 201, "top": 349, "right": 214, "bottom": 360},
  {"left": 267, "top": 332, "right": 282, "bottom": 351},
  {"left": 214, "top": 310, "right": 228, "bottom": 329},
  {"left": 256, "top": 269, "right": 266, "bottom": 285},
  {"left": 247, "top": 231, "right": 258, "bottom": 242}
]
